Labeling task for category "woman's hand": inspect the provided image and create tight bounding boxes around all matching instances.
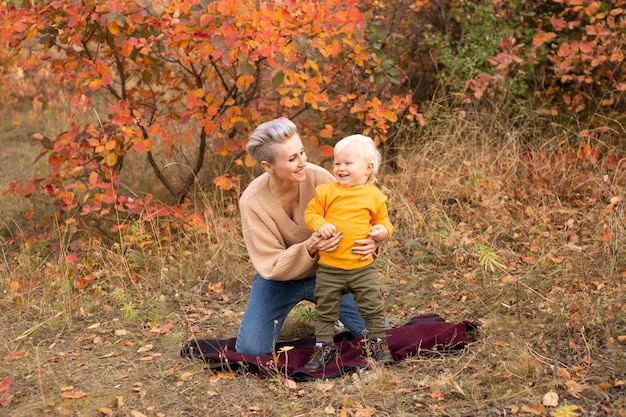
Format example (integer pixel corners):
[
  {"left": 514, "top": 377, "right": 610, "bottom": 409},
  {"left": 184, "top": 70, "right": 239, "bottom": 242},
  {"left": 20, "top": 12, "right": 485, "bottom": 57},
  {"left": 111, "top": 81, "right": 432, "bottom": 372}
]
[
  {"left": 352, "top": 236, "right": 381, "bottom": 261},
  {"left": 306, "top": 232, "right": 343, "bottom": 256}
]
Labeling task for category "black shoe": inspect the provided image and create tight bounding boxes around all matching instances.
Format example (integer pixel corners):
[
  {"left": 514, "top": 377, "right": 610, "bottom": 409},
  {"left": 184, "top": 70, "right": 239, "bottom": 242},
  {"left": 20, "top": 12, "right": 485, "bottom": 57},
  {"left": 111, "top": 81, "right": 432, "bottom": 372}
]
[
  {"left": 304, "top": 342, "right": 336, "bottom": 371},
  {"left": 366, "top": 338, "right": 394, "bottom": 364},
  {"left": 465, "top": 320, "right": 483, "bottom": 342}
]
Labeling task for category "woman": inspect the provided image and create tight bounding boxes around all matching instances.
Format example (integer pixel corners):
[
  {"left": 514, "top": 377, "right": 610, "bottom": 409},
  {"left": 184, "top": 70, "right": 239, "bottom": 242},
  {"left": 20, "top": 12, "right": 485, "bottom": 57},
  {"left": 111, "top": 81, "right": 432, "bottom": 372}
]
[{"left": 235, "top": 117, "right": 380, "bottom": 355}]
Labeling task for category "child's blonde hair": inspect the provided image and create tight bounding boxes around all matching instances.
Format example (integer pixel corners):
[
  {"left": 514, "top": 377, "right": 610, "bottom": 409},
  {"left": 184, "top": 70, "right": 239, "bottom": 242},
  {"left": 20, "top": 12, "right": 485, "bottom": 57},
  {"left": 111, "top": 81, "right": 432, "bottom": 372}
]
[{"left": 333, "top": 134, "right": 381, "bottom": 183}]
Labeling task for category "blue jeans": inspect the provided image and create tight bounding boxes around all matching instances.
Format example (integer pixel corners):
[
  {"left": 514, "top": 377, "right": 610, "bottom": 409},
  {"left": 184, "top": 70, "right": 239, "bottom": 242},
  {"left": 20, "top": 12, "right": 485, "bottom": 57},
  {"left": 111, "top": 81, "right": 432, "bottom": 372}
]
[{"left": 235, "top": 274, "right": 367, "bottom": 355}]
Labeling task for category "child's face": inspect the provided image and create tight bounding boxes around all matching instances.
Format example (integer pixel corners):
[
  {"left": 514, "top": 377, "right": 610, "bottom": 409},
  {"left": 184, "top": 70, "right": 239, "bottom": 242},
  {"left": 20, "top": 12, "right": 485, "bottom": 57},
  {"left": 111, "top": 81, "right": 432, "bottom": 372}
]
[{"left": 332, "top": 148, "right": 373, "bottom": 187}]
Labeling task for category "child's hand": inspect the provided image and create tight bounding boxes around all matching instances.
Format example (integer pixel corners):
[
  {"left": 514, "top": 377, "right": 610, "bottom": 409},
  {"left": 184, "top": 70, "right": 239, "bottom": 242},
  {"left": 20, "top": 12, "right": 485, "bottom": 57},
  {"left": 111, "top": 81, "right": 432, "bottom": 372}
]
[
  {"left": 368, "top": 224, "right": 389, "bottom": 242},
  {"left": 318, "top": 222, "right": 337, "bottom": 239}
]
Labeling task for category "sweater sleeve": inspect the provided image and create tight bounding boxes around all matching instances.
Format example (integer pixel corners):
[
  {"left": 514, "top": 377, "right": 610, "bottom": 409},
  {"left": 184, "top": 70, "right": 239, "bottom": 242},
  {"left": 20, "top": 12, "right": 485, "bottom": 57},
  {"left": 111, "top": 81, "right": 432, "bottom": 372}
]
[
  {"left": 240, "top": 201, "right": 317, "bottom": 281},
  {"left": 373, "top": 188, "right": 395, "bottom": 237},
  {"left": 304, "top": 185, "right": 329, "bottom": 233},
  {"left": 239, "top": 164, "right": 334, "bottom": 281}
]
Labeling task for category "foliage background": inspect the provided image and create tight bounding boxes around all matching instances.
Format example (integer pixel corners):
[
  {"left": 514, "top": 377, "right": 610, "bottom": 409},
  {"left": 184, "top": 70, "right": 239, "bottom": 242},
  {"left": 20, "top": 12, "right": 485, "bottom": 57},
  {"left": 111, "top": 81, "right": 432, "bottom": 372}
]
[{"left": 1, "top": 0, "right": 625, "bottom": 416}]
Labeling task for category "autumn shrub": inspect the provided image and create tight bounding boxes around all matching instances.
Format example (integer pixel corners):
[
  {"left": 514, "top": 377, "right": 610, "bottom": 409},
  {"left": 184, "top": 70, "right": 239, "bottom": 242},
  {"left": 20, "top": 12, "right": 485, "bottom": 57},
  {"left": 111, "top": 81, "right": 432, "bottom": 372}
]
[{"left": 0, "top": 0, "right": 421, "bottom": 251}]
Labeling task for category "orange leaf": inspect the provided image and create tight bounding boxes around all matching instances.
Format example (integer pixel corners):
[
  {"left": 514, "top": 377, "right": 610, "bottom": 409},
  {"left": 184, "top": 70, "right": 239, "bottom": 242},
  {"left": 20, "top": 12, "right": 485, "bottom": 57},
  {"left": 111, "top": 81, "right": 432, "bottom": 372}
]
[
  {"left": 320, "top": 124, "right": 333, "bottom": 139},
  {"left": 430, "top": 388, "right": 445, "bottom": 401},
  {"left": 4, "top": 351, "right": 27, "bottom": 360},
  {"left": 0, "top": 393, "right": 14, "bottom": 406},
  {"left": 532, "top": 32, "right": 557, "bottom": 48},
  {"left": 557, "top": 367, "right": 572, "bottom": 380},
  {"left": 213, "top": 175, "right": 233, "bottom": 191},
  {"left": 89, "top": 171, "right": 98, "bottom": 187},
  {"left": 319, "top": 145, "right": 334, "bottom": 158},
  {"left": 61, "top": 391, "right": 87, "bottom": 399},
  {"left": 577, "top": 144, "right": 591, "bottom": 159}
]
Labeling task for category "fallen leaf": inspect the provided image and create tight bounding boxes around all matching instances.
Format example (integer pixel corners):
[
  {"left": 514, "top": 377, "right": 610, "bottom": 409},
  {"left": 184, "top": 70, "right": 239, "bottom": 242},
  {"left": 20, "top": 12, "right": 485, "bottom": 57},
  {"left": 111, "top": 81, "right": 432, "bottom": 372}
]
[
  {"left": 431, "top": 388, "right": 445, "bottom": 401},
  {"left": 316, "top": 382, "right": 335, "bottom": 392},
  {"left": 550, "top": 404, "right": 580, "bottom": 417},
  {"left": 99, "top": 407, "right": 114, "bottom": 416},
  {"left": 0, "top": 378, "right": 14, "bottom": 393},
  {"left": 4, "top": 351, "right": 28, "bottom": 360},
  {"left": 521, "top": 403, "right": 547, "bottom": 415},
  {"left": 57, "top": 406, "right": 72, "bottom": 416},
  {"left": 283, "top": 378, "right": 297, "bottom": 390},
  {"left": 355, "top": 407, "right": 377, "bottom": 417},
  {"left": 556, "top": 367, "right": 571, "bottom": 380},
  {"left": 209, "top": 371, "right": 235, "bottom": 382},
  {"left": 543, "top": 391, "right": 559, "bottom": 407},
  {"left": 130, "top": 411, "right": 147, "bottom": 417},
  {"left": 61, "top": 391, "right": 87, "bottom": 399},
  {"left": 136, "top": 344, "right": 153, "bottom": 353},
  {"left": 179, "top": 372, "right": 194, "bottom": 381},
  {"left": 565, "top": 380, "right": 588, "bottom": 398},
  {"left": 0, "top": 393, "right": 14, "bottom": 407}
]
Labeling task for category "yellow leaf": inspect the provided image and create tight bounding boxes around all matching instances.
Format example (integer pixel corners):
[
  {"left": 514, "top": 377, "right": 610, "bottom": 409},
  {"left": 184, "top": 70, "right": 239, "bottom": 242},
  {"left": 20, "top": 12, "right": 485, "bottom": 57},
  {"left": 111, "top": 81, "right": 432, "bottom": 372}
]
[
  {"left": 105, "top": 153, "right": 117, "bottom": 167},
  {"left": 383, "top": 110, "right": 398, "bottom": 122},
  {"left": 245, "top": 154, "right": 256, "bottom": 167},
  {"left": 550, "top": 404, "right": 580, "bottom": 417},
  {"left": 89, "top": 79, "right": 102, "bottom": 90}
]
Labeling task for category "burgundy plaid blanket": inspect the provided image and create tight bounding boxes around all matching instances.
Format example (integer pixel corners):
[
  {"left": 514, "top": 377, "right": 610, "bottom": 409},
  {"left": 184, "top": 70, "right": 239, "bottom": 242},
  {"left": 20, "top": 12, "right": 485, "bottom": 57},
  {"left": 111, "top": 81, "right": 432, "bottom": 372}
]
[{"left": 180, "top": 314, "right": 475, "bottom": 381}]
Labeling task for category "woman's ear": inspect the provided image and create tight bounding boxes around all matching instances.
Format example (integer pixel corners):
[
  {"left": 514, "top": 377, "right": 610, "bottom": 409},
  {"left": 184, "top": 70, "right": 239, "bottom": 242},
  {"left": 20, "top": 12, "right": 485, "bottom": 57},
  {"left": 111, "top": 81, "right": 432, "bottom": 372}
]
[{"left": 260, "top": 160, "right": 273, "bottom": 174}]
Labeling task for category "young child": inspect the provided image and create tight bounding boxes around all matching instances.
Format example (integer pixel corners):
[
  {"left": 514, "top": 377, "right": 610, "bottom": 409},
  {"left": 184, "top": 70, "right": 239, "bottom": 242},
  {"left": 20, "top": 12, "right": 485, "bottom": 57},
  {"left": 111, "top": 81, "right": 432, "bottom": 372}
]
[{"left": 303, "top": 134, "right": 394, "bottom": 371}]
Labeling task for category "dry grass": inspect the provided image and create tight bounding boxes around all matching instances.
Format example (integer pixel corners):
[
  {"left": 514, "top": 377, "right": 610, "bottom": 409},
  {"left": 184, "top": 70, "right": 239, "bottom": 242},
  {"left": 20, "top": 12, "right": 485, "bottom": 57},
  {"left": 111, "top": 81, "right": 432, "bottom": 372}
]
[{"left": 1, "top": 100, "right": 625, "bottom": 417}]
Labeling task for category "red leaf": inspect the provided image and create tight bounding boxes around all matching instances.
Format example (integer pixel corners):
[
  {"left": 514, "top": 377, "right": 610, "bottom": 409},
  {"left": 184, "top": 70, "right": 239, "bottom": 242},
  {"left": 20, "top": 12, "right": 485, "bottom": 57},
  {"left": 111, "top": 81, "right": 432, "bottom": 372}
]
[
  {"left": 319, "top": 145, "right": 334, "bottom": 158},
  {"left": 0, "top": 378, "right": 14, "bottom": 393}
]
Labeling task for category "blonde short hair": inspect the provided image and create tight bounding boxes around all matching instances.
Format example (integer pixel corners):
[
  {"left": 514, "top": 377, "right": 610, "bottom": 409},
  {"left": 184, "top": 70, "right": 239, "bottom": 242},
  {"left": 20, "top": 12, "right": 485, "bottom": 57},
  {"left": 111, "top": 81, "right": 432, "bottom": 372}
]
[
  {"left": 246, "top": 117, "right": 298, "bottom": 164},
  {"left": 333, "top": 134, "right": 381, "bottom": 183}
]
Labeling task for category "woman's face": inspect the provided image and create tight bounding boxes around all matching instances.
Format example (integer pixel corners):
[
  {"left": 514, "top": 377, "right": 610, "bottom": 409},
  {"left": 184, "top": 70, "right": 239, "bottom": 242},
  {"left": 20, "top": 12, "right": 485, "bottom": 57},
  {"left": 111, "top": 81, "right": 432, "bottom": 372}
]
[{"left": 264, "top": 134, "right": 308, "bottom": 183}]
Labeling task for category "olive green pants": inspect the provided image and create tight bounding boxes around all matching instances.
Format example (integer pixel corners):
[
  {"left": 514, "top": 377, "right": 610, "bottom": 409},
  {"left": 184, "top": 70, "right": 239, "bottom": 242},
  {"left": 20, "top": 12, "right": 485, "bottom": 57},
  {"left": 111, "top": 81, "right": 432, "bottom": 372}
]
[{"left": 314, "top": 263, "right": 386, "bottom": 343}]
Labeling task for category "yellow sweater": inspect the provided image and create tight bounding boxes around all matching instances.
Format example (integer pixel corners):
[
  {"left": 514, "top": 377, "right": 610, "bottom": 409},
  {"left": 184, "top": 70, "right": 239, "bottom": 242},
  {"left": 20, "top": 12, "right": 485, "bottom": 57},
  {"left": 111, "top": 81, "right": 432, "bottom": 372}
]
[
  {"left": 239, "top": 163, "right": 334, "bottom": 281},
  {"left": 305, "top": 182, "right": 394, "bottom": 270}
]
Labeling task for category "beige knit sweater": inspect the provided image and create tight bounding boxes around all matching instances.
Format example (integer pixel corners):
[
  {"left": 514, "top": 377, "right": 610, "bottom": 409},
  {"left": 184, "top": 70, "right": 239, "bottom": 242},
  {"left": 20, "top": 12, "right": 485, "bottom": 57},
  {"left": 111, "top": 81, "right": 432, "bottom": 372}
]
[{"left": 239, "top": 163, "right": 334, "bottom": 281}]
